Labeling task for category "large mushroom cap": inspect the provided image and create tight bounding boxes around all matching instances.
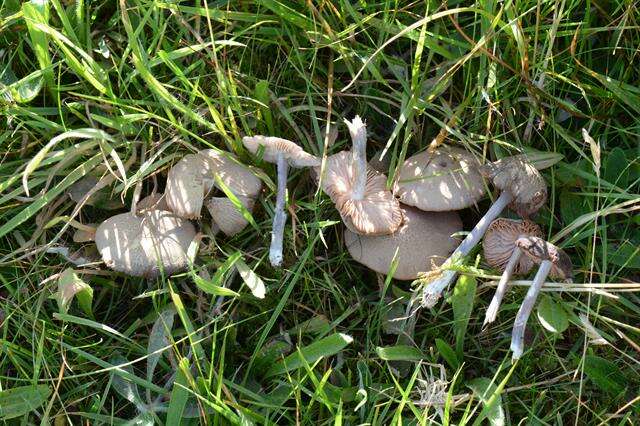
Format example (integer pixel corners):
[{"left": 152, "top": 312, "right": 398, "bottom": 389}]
[
  {"left": 515, "top": 236, "right": 573, "bottom": 280},
  {"left": 242, "top": 136, "right": 321, "bottom": 168},
  {"left": 344, "top": 205, "right": 462, "bottom": 280},
  {"left": 483, "top": 218, "right": 543, "bottom": 275},
  {"left": 320, "top": 151, "right": 403, "bottom": 235},
  {"left": 479, "top": 157, "right": 547, "bottom": 217},
  {"left": 95, "top": 210, "right": 196, "bottom": 278},
  {"left": 394, "top": 146, "right": 485, "bottom": 212},
  {"left": 206, "top": 195, "right": 254, "bottom": 237},
  {"left": 165, "top": 150, "right": 261, "bottom": 219}
]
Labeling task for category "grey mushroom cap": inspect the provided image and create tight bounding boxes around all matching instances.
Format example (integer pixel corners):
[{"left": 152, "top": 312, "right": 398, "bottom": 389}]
[
  {"left": 479, "top": 156, "right": 547, "bottom": 217},
  {"left": 95, "top": 210, "right": 197, "bottom": 278},
  {"left": 344, "top": 205, "right": 462, "bottom": 280},
  {"left": 242, "top": 136, "right": 321, "bottom": 168},
  {"left": 483, "top": 218, "right": 543, "bottom": 275},
  {"left": 394, "top": 146, "right": 485, "bottom": 212},
  {"left": 205, "top": 195, "right": 255, "bottom": 237},
  {"left": 515, "top": 236, "right": 573, "bottom": 280}
]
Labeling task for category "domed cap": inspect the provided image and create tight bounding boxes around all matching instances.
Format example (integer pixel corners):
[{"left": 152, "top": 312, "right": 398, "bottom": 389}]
[
  {"left": 344, "top": 206, "right": 462, "bottom": 280},
  {"left": 242, "top": 136, "right": 321, "bottom": 168},
  {"left": 394, "top": 146, "right": 485, "bottom": 212},
  {"left": 95, "top": 210, "right": 196, "bottom": 278},
  {"left": 320, "top": 151, "right": 403, "bottom": 235},
  {"left": 515, "top": 236, "right": 573, "bottom": 280},
  {"left": 479, "top": 156, "right": 547, "bottom": 217},
  {"left": 483, "top": 218, "right": 543, "bottom": 275},
  {"left": 205, "top": 195, "right": 255, "bottom": 237}
]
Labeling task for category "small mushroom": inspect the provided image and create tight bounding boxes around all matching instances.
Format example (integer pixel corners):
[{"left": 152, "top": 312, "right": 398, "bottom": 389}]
[
  {"left": 136, "top": 193, "right": 169, "bottom": 213},
  {"left": 165, "top": 150, "right": 261, "bottom": 219},
  {"left": 95, "top": 209, "right": 197, "bottom": 278},
  {"left": 510, "top": 236, "right": 573, "bottom": 360},
  {"left": 421, "top": 155, "right": 547, "bottom": 308},
  {"left": 72, "top": 224, "right": 97, "bottom": 243},
  {"left": 394, "top": 146, "right": 485, "bottom": 212},
  {"left": 317, "top": 116, "right": 403, "bottom": 236},
  {"left": 205, "top": 195, "right": 254, "bottom": 237},
  {"left": 344, "top": 206, "right": 462, "bottom": 280},
  {"left": 482, "top": 218, "right": 543, "bottom": 326},
  {"left": 242, "top": 136, "right": 320, "bottom": 266}
]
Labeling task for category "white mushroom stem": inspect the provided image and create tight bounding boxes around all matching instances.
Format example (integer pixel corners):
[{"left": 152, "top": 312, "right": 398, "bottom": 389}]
[
  {"left": 483, "top": 247, "right": 522, "bottom": 327},
  {"left": 269, "top": 153, "right": 288, "bottom": 267},
  {"left": 346, "top": 116, "right": 367, "bottom": 201},
  {"left": 421, "top": 191, "right": 515, "bottom": 308},
  {"left": 510, "top": 259, "right": 552, "bottom": 360}
]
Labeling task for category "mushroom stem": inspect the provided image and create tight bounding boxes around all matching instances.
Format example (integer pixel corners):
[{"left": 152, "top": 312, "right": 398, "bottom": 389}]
[
  {"left": 483, "top": 247, "right": 522, "bottom": 327},
  {"left": 346, "top": 116, "right": 367, "bottom": 201},
  {"left": 421, "top": 191, "right": 515, "bottom": 308},
  {"left": 269, "top": 153, "right": 288, "bottom": 267},
  {"left": 510, "top": 259, "right": 552, "bottom": 360}
]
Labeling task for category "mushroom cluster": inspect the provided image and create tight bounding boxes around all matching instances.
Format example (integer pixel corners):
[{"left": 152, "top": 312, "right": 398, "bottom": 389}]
[{"left": 75, "top": 148, "right": 263, "bottom": 278}]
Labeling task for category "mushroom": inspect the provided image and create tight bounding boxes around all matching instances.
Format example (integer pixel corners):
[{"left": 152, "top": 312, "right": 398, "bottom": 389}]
[
  {"left": 394, "top": 145, "right": 485, "bottom": 212},
  {"left": 482, "top": 218, "right": 543, "bottom": 326},
  {"left": 205, "top": 195, "right": 255, "bottom": 237},
  {"left": 510, "top": 236, "right": 572, "bottom": 360},
  {"left": 165, "top": 150, "right": 262, "bottom": 220},
  {"left": 136, "top": 193, "right": 169, "bottom": 213},
  {"left": 316, "top": 116, "right": 403, "bottom": 236},
  {"left": 420, "top": 155, "right": 547, "bottom": 308},
  {"left": 344, "top": 206, "right": 462, "bottom": 280},
  {"left": 241, "top": 136, "right": 320, "bottom": 266},
  {"left": 95, "top": 209, "right": 197, "bottom": 278}
]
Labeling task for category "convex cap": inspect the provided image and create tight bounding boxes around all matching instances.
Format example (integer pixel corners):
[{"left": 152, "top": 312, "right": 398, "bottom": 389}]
[
  {"left": 95, "top": 210, "right": 197, "bottom": 278},
  {"left": 395, "top": 146, "right": 485, "bottom": 212},
  {"left": 483, "top": 218, "right": 543, "bottom": 275},
  {"left": 344, "top": 206, "right": 462, "bottom": 280},
  {"left": 479, "top": 156, "right": 547, "bottom": 217},
  {"left": 242, "top": 136, "right": 320, "bottom": 167}
]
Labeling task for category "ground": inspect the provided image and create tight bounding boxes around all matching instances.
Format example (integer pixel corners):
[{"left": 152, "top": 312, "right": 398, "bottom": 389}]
[{"left": 1, "top": 0, "right": 639, "bottom": 424}]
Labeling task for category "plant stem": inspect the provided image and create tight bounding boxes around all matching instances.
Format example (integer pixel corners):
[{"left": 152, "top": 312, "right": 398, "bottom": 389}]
[
  {"left": 510, "top": 259, "right": 552, "bottom": 360},
  {"left": 269, "top": 153, "right": 288, "bottom": 267},
  {"left": 421, "top": 190, "right": 515, "bottom": 308},
  {"left": 483, "top": 247, "right": 522, "bottom": 326},
  {"left": 346, "top": 116, "right": 367, "bottom": 200}
]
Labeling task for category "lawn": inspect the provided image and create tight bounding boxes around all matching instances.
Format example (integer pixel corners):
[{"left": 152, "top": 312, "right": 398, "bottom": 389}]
[{"left": 1, "top": 0, "right": 639, "bottom": 424}]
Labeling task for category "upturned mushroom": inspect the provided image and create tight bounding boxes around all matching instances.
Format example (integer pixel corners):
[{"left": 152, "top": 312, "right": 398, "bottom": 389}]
[
  {"left": 165, "top": 149, "right": 262, "bottom": 220},
  {"left": 241, "top": 136, "right": 320, "bottom": 266},
  {"left": 482, "top": 218, "right": 543, "bottom": 326},
  {"left": 510, "top": 236, "right": 572, "bottom": 360},
  {"left": 205, "top": 195, "right": 255, "bottom": 237},
  {"left": 420, "top": 155, "right": 547, "bottom": 308},
  {"left": 95, "top": 209, "right": 197, "bottom": 278},
  {"left": 316, "top": 116, "right": 403, "bottom": 236},
  {"left": 344, "top": 206, "right": 462, "bottom": 280}
]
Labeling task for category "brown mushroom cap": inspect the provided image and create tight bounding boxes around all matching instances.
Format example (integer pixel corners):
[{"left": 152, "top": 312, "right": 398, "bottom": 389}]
[
  {"left": 242, "top": 136, "right": 321, "bottom": 168},
  {"left": 515, "top": 236, "right": 573, "bottom": 280},
  {"left": 482, "top": 218, "right": 543, "bottom": 275},
  {"left": 205, "top": 195, "right": 254, "bottom": 237},
  {"left": 95, "top": 210, "right": 196, "bottom": 278},
  {"left": 394, "top": 146, "right": 485, "bottom": 212},
  {"left": 320, "top": 151, "right": 403, "bottom": 235},
  {"left": 165, "top": 150, "right": 261, "bottom": 219},
  {"left": 344, "top": 205, "right": 462, "bottom": 280},
  {"left": 479, "top": 157, "right": 547, "bottom": 217}
]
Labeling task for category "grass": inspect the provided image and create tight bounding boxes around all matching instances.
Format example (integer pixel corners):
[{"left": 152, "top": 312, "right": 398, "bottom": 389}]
[{"left": 1, "top": 0, "right": 639, "bottom": 424}]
